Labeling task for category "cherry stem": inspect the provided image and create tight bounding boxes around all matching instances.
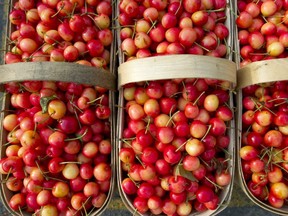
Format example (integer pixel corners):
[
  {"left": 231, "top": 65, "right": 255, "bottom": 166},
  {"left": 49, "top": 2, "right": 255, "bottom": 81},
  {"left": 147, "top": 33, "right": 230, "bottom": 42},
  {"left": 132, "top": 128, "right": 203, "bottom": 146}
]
[
  {"left": 71, "top": 2, "right": 77, "bottom": 16},
  {"left": 263, "top": 186, "right": 269, "bottom": 200},
  {"left": 5, "top": 168, "right": 13, "bottom": 181},
  {"left": 194, "top": 42, "right": 211, "bottom": 52},
  {"left": 218, "top": 146, "right": 232, "bottom": 159},
  {"left": 146, "top": 20, "right": 158, "bottom": 35},
  {"left": 175, "top": 0, "right": 182, "bottom": 16},
  {"left": 204, "top": 176, "right": 223, "bottom": 191},
  {"left": 250, "top": 97, "right": 262, "bottom": 111},
  {"left": 200, "top": 124, "right": 212, "bottom": 142},
  {"left": 176, "top": 138, "right": 191, "bottom": 152},
  {"left": 207, "top": 7, "right": 226, "bottom": 13},
  {"left": 44, "top": 33, "right": 62, "bottom": 45},
  {"left": 60, "top": 161, "right": 82, "bottom": 165},
  {"left": 182, "top": 81, "right": 188, "bottom": 100},
  {"left": 74, "top": 108, "right": 82, "bottom": 130},
  {"left": 39, "top": 154, "right": 50, "bottom": 161},
  {"left": 166, "top": 106, "right": 177, "bottom": 127},
  {"left": 127, "top": 174, "right": 140, "bottom": 188},
  {"left": 123, "top": 141, "right": 143, "bottom": 155},
  {"left": 9, "top": 123, "right": 20, "bottom": 135},
  {"left": 87, "top": 207, "right": 97, "bottom": 216},
  {"left": 273, "top": 146, "right": 288, "bottom": 157},
  {"left": 260, "top": 146, "right": 270, "bottom": 161},
  {"left": 28, "top": 43, "right": 45, "bottom": 59},
  {"left": 35, "top": 161, "right": 48, "bottom": 180},
  {"left": 65, "top": 128, "right": 88, "bottom": 141},
  {"left": 215, "top": 83, "right": 235, "bottom": 94},
  {"left": 82, "top": 199, "right": 88, "bottom": 216},
  {"left": 72, "top": 196, "right": 91, "bottom": 216},
  {"left": 193, "top": 91, "right": 206, "bottom": 106},
  {"left": 224, "top": 164, "right": 232, "bottom": 173},
  {"left": 22, "top": 54, "right": 51, "bottom": 62},
  {"left": 264, "top": 105, "right": 277, "bottom": 116},
  {"left": 268, "top": 97, "right": 287, "bottom": 103},
  {"left": 215, "top": 15, "right": 227, "bottom": 23},
  {"left": 87, "top": 14, "right": 102, "bottom": 30},
  {"left": 52, "top": 4, "right": 65, "bottom": 18},
  {"left": 266, "top": 147, "right": 274, "bottom": 169},
  {"left": 135, "top": 155, "right": 145, "bottom": 168},
  {"left": 47, "top": 176, "right": 68, "bottom": 183},
  {"left": 199, "top": 157, "right": 209, "bottom": 168},
  {"left": 43, "top": 45, "right": 55, "bottom": 53},
  {"left": 170, "top": 110, "right": 180, "bottom": 119},
  {"left": 84, "top": 0, "right": 88, "bottom": 14},
  {"left": 87, "top": 95, "right": 104, "bottom": 104},
  {"left": 249, "top": 52, "right": 267, "bottom": 56},
  {"left": 3, "top": 140, "right": 14, "bottom": 147},
  {"left": 18, "top": 206, "right": 24, "bottom": 216},
  {"left": 187, "top": 194, "right": 196, "bottom": 201},
  {"left": 145, "top": 117, "right": 151, "bottom": 134},
  {"left": 0, "top": 177, "right": 12, "bottom": 184}
]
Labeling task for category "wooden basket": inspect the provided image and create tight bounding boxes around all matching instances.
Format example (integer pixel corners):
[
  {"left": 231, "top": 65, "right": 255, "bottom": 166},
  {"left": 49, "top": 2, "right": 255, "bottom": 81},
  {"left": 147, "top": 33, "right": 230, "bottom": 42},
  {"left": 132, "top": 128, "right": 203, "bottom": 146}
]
[
  {"left": 0, "top": 62, "right": 117, "bottom": 216},
  {"left": 116, "top": 55, "right": 237, "bottom": 216},
  {"left": 116, "top": 0, "right": 235, "bottom": 64},
  {"left": 236, "top": 59, "right": 288, "bottom": 216},
  {"left": 0, "top": 0, "right": 117, "bottom": 214}
]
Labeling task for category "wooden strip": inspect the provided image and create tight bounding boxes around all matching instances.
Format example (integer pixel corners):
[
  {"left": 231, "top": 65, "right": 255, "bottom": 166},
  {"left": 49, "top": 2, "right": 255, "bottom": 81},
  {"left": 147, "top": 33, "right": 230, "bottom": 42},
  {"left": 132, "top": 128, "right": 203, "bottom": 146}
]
[
  {"left": 237, "top": 58, "right": 288, "bottom": 89},
  {"left": 118, "top": 55, "right": 237, "bottom": 89},
  {"left": 0, "top": 62, "right": 116, "bottom": 90}
]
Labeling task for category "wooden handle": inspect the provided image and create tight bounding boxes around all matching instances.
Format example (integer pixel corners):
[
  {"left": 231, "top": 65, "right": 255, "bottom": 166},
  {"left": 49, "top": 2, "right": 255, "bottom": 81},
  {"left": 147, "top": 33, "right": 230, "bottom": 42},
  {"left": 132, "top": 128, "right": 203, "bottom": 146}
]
[
  {"left": 118, "top": 55, "right": 237, "bottom": 89},
  {"left": 237, "top": 58, "right": 288, "bottom": 89},
  {"left": 0, "top": 62, "right": 116, "bottom": 90}
]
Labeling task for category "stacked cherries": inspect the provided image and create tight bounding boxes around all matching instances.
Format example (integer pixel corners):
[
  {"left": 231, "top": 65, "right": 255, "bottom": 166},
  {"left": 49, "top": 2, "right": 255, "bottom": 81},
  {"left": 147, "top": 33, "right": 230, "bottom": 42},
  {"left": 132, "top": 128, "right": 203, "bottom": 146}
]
[
  {"left": 1, "top": 80, "right": 112, "bottom": 215},
  {"left": 236, "top": 0, "right": 288, "bottom": 67},
  {"left": 120, "top": 78, "right": 233, "bottom": 215},
  {"left": 6, "top": 0, "right": 113, "bottom": 68},
  {"left": 240, "top": 81, "right": 288, "bottom": 209},
  {"left": 118, "top": 0, "right": 231, "bottom": 60}
]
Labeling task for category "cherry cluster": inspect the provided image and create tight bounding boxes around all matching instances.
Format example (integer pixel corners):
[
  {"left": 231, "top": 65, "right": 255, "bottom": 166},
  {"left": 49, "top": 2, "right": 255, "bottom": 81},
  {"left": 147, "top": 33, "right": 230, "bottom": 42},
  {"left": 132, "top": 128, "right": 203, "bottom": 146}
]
[
  {"left": 0, "top": 80, "right": 112, "bottom": 215},
  {"left": 120, "top": 78, "right": 233, "bottom": 215},
  {"left": 118, "top": 0, "right": 230, "bottom": 60},
  {"left": 240, "top": 81, "right": 288, "bottom": 209},
  {"left": 236, "top": 0, "right": 288, "bottom": 67},
  {"left": 6, "top": 0, "right": 113, "bottom": 67}
]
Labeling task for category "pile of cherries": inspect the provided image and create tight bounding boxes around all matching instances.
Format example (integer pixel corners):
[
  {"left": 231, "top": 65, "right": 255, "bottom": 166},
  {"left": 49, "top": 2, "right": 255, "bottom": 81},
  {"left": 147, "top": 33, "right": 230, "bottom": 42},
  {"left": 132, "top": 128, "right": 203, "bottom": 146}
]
[
  {"left": 236, "top": 0, "right": 288, "bottom": 67},
  {"left": 240, "top": 80, "right": 288, "bottom": 209},
  {"left": 118, "top": 0, "right": 230, "bottom": 60},
  {"left": 120, "top": 78, "right": 233, "bottom": 215},
  {"left": 0, "top": 80, "right": 112, "bottom": 215},
  {"left": 6, "top": 0, "right": 113, "bottom": 67}
]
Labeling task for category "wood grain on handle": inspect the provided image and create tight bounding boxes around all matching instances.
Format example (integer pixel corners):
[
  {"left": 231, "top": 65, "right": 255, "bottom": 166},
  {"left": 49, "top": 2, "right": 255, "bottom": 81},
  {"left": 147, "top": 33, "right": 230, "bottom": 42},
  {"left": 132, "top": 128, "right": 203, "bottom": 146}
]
[
  {"left": 118, "top": 55, "right": 237, "bottom": 89},
  {"left": 0, "top": 62, "right": 116, "bottom": 90},
  {"left": 237, "top": 59, "right": 288, "bottom": 89}
]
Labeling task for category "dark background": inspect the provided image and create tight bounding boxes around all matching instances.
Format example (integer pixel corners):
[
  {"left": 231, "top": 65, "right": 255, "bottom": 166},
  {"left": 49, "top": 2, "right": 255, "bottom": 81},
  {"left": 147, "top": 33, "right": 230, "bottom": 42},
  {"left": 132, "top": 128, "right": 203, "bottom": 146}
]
[{"left": 0, "top": 0, "right": 279, "bottom": 215}]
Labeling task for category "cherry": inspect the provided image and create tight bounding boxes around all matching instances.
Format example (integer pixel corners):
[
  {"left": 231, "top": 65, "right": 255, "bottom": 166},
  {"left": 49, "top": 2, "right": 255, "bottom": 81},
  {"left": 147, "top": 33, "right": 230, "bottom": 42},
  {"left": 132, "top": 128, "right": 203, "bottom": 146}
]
[{"left": 195, "top": 186, "right": 214, "bottom": 205}]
